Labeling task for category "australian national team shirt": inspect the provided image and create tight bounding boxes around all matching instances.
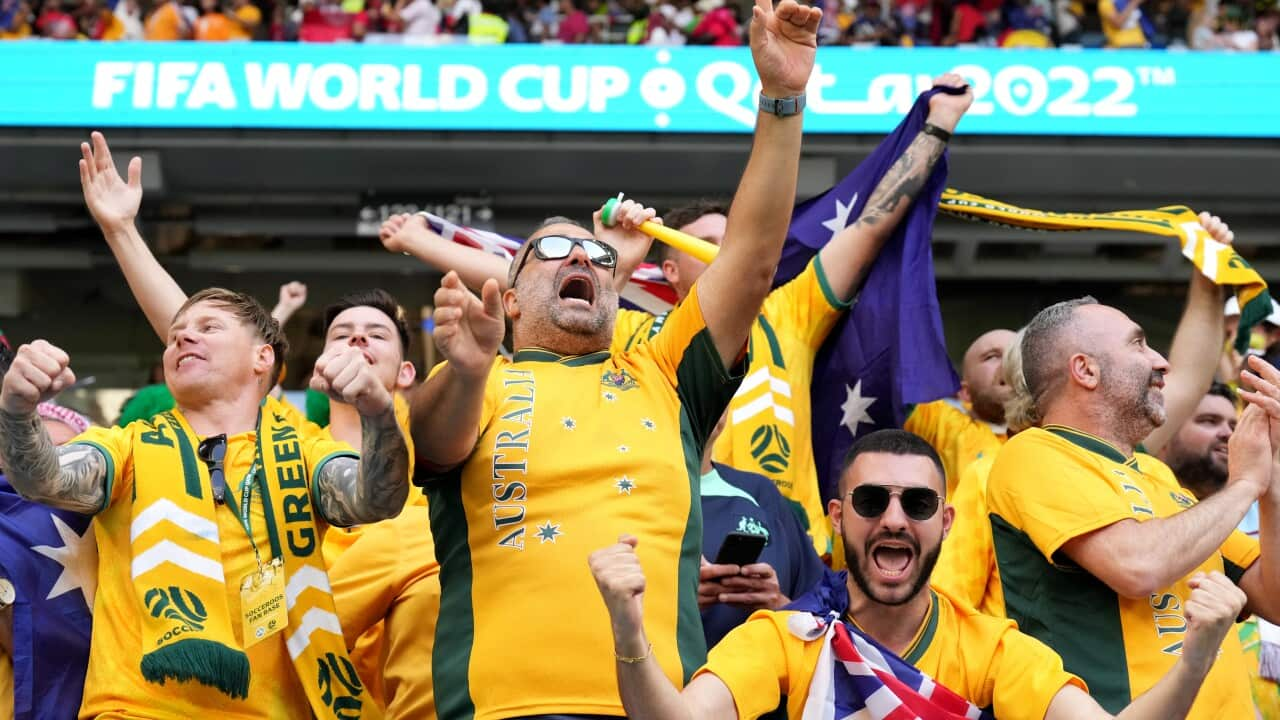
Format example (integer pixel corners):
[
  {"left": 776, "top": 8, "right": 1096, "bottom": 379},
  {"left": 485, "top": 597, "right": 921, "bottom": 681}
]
[{"left": 424, "top": 284, "right": 742, "bottom": 720}]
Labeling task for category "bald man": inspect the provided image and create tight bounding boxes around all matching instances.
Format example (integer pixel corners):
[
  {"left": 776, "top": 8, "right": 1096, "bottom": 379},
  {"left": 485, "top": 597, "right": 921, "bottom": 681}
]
[
  {"left": 986, "top": 296, "right": 1280, "bottom": 720},
  {"left": 904, "top": 328, "right": 1015, "bottom": 500}
]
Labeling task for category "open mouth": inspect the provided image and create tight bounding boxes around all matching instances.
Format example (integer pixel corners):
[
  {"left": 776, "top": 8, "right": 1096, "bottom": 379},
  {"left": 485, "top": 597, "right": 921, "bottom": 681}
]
[
  {"left": 869, "top": 542, "right": 915, "bottom": 580},
  {"left": 175, "top": 353, "right": 204, "bottom": 370},
  {"left": 558, "top": 273, "right": 596, "bottom": 308}
]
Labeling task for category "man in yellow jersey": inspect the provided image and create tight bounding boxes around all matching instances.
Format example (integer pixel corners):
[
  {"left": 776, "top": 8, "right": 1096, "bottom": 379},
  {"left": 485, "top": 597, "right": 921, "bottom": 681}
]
[
  {"left": 931, "top": 329, "right": 1029, "bottom": 615},
  {"left": 380, "top": 77, "right": 975, "bottom": 558},
  {"left": 1157, "top": 382, "right": 1280, "bottom": 718},
  {"left": 987, "top": 296, "right": 1280, "bottom": 720},
  {"left": 933, "top": 215, "right": 1238, "bottom": 614},
  {"left": 911, "top": 213, "right": 1237, "bottom": 501},
  {"left": 0, "top": 285, "right": 409, "bottom": 719},
  {"left": 76, "top": 131, "right": 438, "bottom": 718},
  {"left": 588, "top": 428, "right": 1248, "bottom": 719},
  {"left": 409, "top": 1, "right": 822, "bottom": 717},
  {"left": 904, "top": 328, "right": 1013, "bottom": 501}
]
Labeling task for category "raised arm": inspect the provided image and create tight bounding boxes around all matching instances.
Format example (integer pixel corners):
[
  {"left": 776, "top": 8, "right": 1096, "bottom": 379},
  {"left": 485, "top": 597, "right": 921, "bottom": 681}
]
[
  {"left": 1060, "top": 401, "right": 1270, "bottom": 599},
  {"left": 271, "top": 281, "right": 308, "bottom": 326},
  {"left": 1044, "top": 572, "right": 1246, "bottom": 720},
  {"left": 818, "top": 76, "right": 972, "bottom": 302},
  {"left": 381, "top": 213, "right": 515, "bottom": 293},
  {"left": 380, "top": 204, "right": 652, "bottom": 297},
  {"left": 79, "top": 132, "right": 187, "bottom": 341},
  {"left": 589, "top": 536, "right": 740, "bottom": 720},
  {"left": 310, "top": 346, "right": 410, "bottom": 526},
  {"left": 407, "top": 271, "right": 506, "bottom": 469},
  {"left": 0, "top": 341, "right": 106, "bottom": 514},
  {"left": 1232, "top": 355, "right": 1280, "bottom": 622},
  {"left": 1141, "top": 212, "right": 1231, "bottom": 454},
  {"left": 695, "top": 0, "right": 821, "bottom": 367}
]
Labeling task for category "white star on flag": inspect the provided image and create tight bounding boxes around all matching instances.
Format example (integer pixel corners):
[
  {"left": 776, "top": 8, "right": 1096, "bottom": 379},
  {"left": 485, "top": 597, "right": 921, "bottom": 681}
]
[
  {"left": 840, "top": 380, "right": 877, "bottom": 436},
  {"left": 31, "top": 513, "right": 98, "bottom": 609},
  {"left": 821, "top": 193, "right": 859, "bottom": 241}
]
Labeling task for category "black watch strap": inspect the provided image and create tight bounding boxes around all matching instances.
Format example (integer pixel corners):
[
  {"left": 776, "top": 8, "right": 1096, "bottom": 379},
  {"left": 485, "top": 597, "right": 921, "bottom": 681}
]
[{"left": 922, "top": 122, "right": 953, "bottom": 143}]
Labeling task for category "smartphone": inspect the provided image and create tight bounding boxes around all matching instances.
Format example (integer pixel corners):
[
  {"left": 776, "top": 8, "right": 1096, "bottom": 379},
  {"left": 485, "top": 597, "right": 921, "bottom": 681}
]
[{"left": 714, "top": 531, "right": 766, "bottom": 566}]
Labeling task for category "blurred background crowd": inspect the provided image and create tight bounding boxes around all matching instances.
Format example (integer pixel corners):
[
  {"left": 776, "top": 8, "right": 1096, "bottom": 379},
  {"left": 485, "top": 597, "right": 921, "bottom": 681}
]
[{"left": 1, "top": 0, "right": 1277, "bottom": 50}]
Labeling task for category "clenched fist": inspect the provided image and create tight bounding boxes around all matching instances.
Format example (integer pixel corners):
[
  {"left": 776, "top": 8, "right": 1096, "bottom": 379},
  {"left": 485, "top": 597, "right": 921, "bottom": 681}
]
[
  {"left": 310, "top": 346, "right": 393, "bottom": 418},
  {"left": 378, "top": 212, "right": 429, "bottom": 255},
  {"left": 588, "top": 535, "right": 648, "bottom": 650},
  {"left": 0, "top": 340, "right": 76, "bottom": 416},
  {"left": 1181, "top": 571, "right": 1249, "bottom": 674}
]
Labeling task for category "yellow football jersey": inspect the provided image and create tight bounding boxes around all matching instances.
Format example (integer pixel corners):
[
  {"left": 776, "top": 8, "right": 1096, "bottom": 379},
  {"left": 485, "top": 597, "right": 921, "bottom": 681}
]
[
  {"left": 326, "top": 504, "right": 439, "bottom": 720},
  {"left": 1, "top": 644, "right": 10, "bottom": 720},
  {"left": 302, "top": 394, "right": 435, "bottom": 718},
  {"left": 611, "top": 258, "right": 850, "bottom": 557},
  {"left": 904, "top": 399, "right": 1006, "bottom": 501},
  {"left": 70, "top": 407, "right": 355, "bottom": 719},
  {"left": 697, "top": 586, "right": 1083, "bottom": 720},
  {"left": 426, "top": 284, "right": 740, "bottom": 720},
  {"left": 986, "top": 425, "right": 1259, "bottom": 719},
  {"left": 932, "top": 452, "right": 1003, "bottom": 616}
]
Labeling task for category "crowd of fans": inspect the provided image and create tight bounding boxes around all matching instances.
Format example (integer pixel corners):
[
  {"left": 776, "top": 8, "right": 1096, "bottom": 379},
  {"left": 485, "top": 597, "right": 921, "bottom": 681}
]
[
  {"left": 4, "top": 2, "right": 1280, "bottom": 718},
  {"left": 0, "top": 0, "right": 1275, "bottom": 48}
]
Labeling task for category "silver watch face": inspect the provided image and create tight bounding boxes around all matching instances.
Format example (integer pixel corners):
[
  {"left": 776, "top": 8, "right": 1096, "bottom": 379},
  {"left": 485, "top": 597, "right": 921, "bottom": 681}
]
[{"left": 0, "top": 578, "right": 14, "bottom": 608}]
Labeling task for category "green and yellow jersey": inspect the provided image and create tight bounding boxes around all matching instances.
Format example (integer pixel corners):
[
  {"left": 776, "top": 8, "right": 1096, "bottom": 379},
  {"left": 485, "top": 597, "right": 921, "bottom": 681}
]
[
  {"left": 613, "top": 256, "right": 850, "bottom": 556},
  {"left": 426, "top": 283, "right": 740, "bottom": 720},
  {"left": 987, "top": 425, "right": 1258, "bottom": 719},
  {"left": 71, "top": 403, "right": 355, "bottom": 719},
  {"left": 696, "top": 585, "right": 1082, "bottom": 720}
]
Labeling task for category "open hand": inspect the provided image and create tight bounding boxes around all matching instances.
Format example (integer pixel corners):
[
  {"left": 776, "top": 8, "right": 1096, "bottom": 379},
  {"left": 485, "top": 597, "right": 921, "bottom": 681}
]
[
  {"left": 748, "top": 0, "right": 822, "bottom": 99},
  {"left": 433, "top": 271, "right": 504, "bottom": 379},
  {"left": 79, "top": 131, "right": 142, "bottom": 232}
]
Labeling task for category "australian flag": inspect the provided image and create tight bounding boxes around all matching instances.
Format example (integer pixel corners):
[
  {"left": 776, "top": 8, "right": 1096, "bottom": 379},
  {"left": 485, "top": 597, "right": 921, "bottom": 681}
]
[
  {"left": 775, "top": 88, "right": 962, "bottom": 503},
  {"left": 790, "top": 570, "right": 993, "bottom": 720},
  {"left": 0, "top": 473, "right": 94, "bottom": 720}
]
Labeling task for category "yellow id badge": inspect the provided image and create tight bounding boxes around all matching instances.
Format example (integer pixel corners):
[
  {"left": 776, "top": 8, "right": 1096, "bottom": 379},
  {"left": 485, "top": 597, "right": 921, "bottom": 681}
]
[{"left": 240, "top": 556, "right": 288, "bottom": 648}]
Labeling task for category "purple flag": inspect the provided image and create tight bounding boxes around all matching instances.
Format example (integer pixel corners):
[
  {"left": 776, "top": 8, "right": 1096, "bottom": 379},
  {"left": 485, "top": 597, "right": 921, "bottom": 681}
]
[
  {"left": 776, "top": 88, "right": 961, "bottom": 503},
  {"left": 1, "top": 474, "right": 94, "bottom": 720}
]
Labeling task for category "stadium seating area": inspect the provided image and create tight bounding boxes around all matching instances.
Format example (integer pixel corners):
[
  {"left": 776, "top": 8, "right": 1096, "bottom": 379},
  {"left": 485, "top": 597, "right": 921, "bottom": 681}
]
[{"left": 0, "top": 0, "right": 1275, "bottom": 48}]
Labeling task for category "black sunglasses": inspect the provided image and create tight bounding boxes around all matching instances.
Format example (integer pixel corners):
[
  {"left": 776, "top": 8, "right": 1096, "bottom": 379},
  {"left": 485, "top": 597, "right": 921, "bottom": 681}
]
[
  {"left": 510, "top": 235, "right": 619, "bottom": 287},
  {"left": 197, "top": 434, "right": 228, "bottom": 505},
  {"left": 848, "top": 484, "right": 941, "bottom": 522}
]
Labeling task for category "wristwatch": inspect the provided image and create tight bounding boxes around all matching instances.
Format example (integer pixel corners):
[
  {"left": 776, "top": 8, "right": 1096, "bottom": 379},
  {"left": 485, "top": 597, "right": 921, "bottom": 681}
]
[{"left": 759, "top": 92, "right": 806, "bottom": 118}]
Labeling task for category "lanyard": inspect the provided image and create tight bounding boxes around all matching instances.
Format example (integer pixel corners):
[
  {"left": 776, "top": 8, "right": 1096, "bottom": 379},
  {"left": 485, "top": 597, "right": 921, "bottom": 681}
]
[{"left": 233, "top": 450, "right": 265, "bottom": 566}]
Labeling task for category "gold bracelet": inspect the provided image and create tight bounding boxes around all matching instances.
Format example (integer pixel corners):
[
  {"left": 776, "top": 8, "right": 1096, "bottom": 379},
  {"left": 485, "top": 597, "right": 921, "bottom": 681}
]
[{"left": 615, "top": 643, "right": 653, "bottom": 664}]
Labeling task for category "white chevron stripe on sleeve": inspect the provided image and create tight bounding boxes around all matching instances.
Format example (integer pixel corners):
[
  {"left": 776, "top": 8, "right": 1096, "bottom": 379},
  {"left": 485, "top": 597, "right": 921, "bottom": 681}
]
[
  {"left": 131, "top": 540, "right": 224, "bottom": 582},
  {"left": 285, "top": 608, "right": 344, "bottom": 660},
  {"left": 731, "top": 393, "right": 796, "bottom": 427},
  {"left": 131, "top": 499, "right": 220, "bottom": 544},
  {"left": 285, "top": 564, "right": 332, "bottom": 610}
]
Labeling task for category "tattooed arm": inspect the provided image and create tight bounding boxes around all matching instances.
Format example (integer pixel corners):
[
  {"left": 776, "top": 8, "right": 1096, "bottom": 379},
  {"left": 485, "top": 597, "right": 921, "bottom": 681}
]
[
  {"left": 0, "top": 340, "right": 106, "bottom": 514},
  {"left": 310, "top": 347, "right": 410, "bottom": 527},
  {"left": 818, "top": 75, "right": 973, "bottom": 303}
]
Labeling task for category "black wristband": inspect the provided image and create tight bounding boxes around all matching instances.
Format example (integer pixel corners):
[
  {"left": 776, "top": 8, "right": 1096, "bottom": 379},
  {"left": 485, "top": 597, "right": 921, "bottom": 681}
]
[{"left": 922, "top": 122, "right": 952, "bottom": 143}]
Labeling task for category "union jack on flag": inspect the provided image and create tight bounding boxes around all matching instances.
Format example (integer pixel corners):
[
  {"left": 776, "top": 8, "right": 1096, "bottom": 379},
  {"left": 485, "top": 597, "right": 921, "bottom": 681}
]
[
  {"left": 418, "top": 212, "right": 677, "bottom": 315},
  {"left": 799, "top": 612, "right": 994, "bottom": 720}
]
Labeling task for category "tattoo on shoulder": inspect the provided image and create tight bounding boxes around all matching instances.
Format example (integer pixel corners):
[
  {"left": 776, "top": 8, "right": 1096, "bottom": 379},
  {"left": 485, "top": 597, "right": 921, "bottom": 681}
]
[
  {"left": 0, "top": 408, "right": 106, "bottom": 514},
  {"left": 314, "top": 410, "right": 410, "bottom": 527}
]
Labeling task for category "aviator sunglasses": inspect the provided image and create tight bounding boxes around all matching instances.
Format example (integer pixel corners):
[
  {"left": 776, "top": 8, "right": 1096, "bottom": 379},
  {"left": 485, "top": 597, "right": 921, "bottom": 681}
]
[
  {"left": 848, "top": 484, "right": 942, "bottom": 522},
  {"left": 510, "top": 235, "right": 619, "bottom": 287}
]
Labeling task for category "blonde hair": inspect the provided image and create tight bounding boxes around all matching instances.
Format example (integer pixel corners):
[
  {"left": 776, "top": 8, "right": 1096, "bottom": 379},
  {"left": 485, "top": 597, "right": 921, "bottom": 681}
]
[{"left": 1002, "top": 326, "right": 1038, "bottom": 432}]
